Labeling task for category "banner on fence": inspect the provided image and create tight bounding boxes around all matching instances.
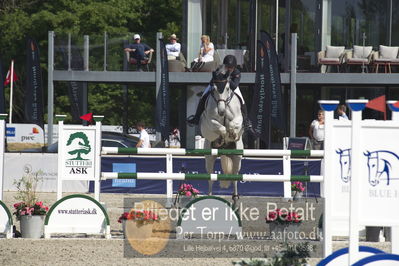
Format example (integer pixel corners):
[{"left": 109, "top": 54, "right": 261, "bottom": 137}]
[{"left": 93, "top": 157, "right": 321, "bottom": 196}]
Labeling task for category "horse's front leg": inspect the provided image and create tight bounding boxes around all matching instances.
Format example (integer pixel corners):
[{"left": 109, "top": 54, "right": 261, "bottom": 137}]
[
  {"left": 210, "top": 118, "right": 227, "bottom": 137},
  {"left": 226, "top": 117, "right": 243, "bottom": 141}
]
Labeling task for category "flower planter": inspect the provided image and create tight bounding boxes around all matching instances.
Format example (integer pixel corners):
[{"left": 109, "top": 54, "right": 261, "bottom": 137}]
[
  {"left": 366, "top": 226, "right": 381, "bottom": 242},
  {"left": 269, "top": 223, "right": 301, "bottom": 238},
  {"left": 178, "top": 197, "right": 194, "bottom": 208},
  {"left": 20, "top": 215, "right": 45, "bottom": 239},
  {"left": 292, "top": 191, "right": 303, "bottom": 201}
]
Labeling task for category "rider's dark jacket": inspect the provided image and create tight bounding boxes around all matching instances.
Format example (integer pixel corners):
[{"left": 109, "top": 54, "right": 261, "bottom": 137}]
[
  {"left": 210, "top": 68, "right": 241, "bottom": 91},
  {"left": 228, "top": 68, "right": 241, "bottom": 91}
]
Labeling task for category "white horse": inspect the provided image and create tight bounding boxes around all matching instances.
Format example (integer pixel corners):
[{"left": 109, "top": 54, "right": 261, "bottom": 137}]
[{"left": 199, "top": 70, "right": 244, "bottom": 206}]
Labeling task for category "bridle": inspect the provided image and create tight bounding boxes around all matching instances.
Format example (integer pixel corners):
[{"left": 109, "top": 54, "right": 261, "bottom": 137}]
[{"left": 210, "top": 81, "right": 234, "bottom": 107}]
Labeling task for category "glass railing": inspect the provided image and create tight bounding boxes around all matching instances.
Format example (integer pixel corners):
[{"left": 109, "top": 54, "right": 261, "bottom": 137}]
[{"left": 54, "top": 33, "right": 142, "bottom": 71}]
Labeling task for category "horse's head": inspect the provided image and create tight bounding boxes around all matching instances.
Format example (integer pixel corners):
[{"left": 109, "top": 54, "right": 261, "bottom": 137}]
[
  {"left": 211, "top": 67, "right": 231, "bottom": 117},
  {"left": 364, "top": 151, "right": 380, "bottom": 186},
  {"left": 336, "top": 148, "right": 351, "bottom": 183}
]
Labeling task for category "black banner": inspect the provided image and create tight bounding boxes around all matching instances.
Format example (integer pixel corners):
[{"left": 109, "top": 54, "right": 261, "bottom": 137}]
[
  {"left": 60, "top": 45, "right": 85, "bottom": 122},
  {"left": 156, "top": 39, "right": 170, "bottom": 140},
  {"left": 260, "top": 30, "right": 284, "bottom": 132},
  {"left": 0, "top": 58, "right": 5, "bottom": 113},
  {"left": 24, "top": 38, "right": 44, "bottom": 128},
  {"left": 250, "top": 40, "right": 269, "bottom": 143}
]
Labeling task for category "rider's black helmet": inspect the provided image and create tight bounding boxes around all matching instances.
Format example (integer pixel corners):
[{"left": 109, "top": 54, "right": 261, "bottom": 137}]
[{"left": 223, "top": 55, "right": 237, "bottom": 68}]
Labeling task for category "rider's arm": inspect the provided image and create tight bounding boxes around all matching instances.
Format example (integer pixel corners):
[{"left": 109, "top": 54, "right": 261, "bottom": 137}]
[{"left": 229, "top": 69, "right": 241, "bottom": 91}]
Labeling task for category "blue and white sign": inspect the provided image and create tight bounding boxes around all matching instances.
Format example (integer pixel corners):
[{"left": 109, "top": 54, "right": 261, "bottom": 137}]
[
  {"left": 357, "top": 123, "right": 399, "bottom": 226},
  {"left": 111, "top": 163, "right": 136, "bottom": 188}
]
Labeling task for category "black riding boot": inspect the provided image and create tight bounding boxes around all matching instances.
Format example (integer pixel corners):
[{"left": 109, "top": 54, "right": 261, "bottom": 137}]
[
  {"left": 187, "top": 92, "right": 210, "bottom": 126},
  {"left": 241, "top": 103, "right": 256, "bottom": 135}
]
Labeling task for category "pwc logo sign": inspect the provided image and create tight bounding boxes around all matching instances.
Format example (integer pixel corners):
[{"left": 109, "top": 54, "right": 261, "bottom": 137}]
[{"left": 5, "top": 124, "right": 44, "bottom": 145}]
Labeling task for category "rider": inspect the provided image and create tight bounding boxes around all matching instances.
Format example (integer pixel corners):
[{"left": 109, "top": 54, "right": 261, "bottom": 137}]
[{"left": 187, "top": 55, "right": 254, "bottom": 133}]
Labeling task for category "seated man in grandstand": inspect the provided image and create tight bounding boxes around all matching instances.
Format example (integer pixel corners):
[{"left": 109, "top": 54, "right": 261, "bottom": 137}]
[
  {"left": 165, "top": 34, "right": 181, "bottom": 60},
  {"left": 124, "top": 34, "right": 154, "bottom": 71}
]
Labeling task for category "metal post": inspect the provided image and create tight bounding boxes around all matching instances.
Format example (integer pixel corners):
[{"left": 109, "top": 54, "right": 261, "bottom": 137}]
[
  {"left": 68, "top": 33, "right": 71, "bottom": 71},
  {"left": 103, "top": 32, "right": 107, "bottom": 71},
  {"left": 389, "top": 0, "right": 392, "bottom": 46},
  {"left": 275, "top": 0, "right": 279, "bottom": 52},
  {"left": 83, "top": 35, "right": 89, "bottom": 71},
  {"left": 48, "top": 31, "right": 55, "bottom": 145},
  {"left": 284, "top": 0, "right": 291, "bottom": 71},
  {"left": 0, "top": 114, "right": 7, "bottom": 201},
  {"left": 361, "top": 33, "right": 366, "bottom": 73},
  {"left": 290, "top": 33, "right": 297, "bottom": 137},
  {"left": 82, "top": 35, "right": 89, "bottom": 124},
  {"left": 122, "top": 40, "right": 129, "bottom": 134}
]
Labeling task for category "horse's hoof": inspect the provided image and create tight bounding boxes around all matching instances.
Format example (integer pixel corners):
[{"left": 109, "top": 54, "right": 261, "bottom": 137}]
[{"left": 212, "top": 137, "right": 224, "bottom": 148}]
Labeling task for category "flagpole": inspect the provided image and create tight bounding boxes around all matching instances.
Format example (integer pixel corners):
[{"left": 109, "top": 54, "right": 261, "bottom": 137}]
[{"left": 9, "top": 60, "right": 14, "bottom": 124}]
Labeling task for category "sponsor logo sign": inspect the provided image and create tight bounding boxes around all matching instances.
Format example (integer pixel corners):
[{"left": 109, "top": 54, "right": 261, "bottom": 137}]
[
  {"left": 357, "top": 124, "right": 399, "bottom": 226},
  {"left": 61, "top": 129, "right": 95, "bottom": 180},
  {"left": 45, "top": 195, "right": 109, "bottom": 237},
  {"left": 6, "top": 123, "right": 44, "bottom": 144}
]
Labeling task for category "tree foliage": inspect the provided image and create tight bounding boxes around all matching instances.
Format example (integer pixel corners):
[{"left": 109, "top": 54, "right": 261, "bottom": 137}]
[{"left": 0, "top": 0, "right": 182, "bottom": 126}]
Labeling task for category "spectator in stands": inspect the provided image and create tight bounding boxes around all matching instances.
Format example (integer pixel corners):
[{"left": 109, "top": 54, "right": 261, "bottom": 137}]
[
  {"left": 166, "top": 34, "right": 181, "bottom": 60},
  {"left": 337, "top": 104, "right": 349, "bottom": 120},
  {"left": 124, "top": 34, "right": 154, "bottom": 72},
  {"left": 168, "top": 128, "right": 181, "bottom": 148},
  {"left": 186, "top": 35, "right": 215, "bottom": 71},
  {"left": 309, "top": 110, "right": 325, "bottom": 150},
  {"left": 136, "top": 121, "right": 151, "bottom": 148}
]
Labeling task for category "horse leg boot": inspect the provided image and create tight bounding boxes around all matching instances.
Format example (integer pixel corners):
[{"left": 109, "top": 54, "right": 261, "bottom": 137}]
[
  {"left": 232, "top": 181, "right": 240, "bottom": 210},
  {"left": 187, "top": 92, "right": 210, "bottom": 126}
]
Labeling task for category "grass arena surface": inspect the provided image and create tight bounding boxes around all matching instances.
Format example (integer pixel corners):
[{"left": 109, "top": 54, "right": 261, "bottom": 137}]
[{"left": 0, "top": 192, "right": 392, "bottom": 266}]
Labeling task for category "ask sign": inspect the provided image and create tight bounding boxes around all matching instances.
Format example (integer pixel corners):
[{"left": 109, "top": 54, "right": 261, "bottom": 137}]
[{"left": 60, "top": 128, "right": 96, "bottom": 180}]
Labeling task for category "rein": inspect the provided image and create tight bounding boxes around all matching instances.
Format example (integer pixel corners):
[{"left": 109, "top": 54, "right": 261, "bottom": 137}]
[{"left": 210, "top": 87, "right": 234, "bottom": 106}]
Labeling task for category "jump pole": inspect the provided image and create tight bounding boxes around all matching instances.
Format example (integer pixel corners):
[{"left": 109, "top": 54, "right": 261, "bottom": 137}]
[
  {"left": 102, "top": 147, "right": 324, "bottom": 157},
  {"left": 101, "top": 172, "right": 323, "bottom": 182}
]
